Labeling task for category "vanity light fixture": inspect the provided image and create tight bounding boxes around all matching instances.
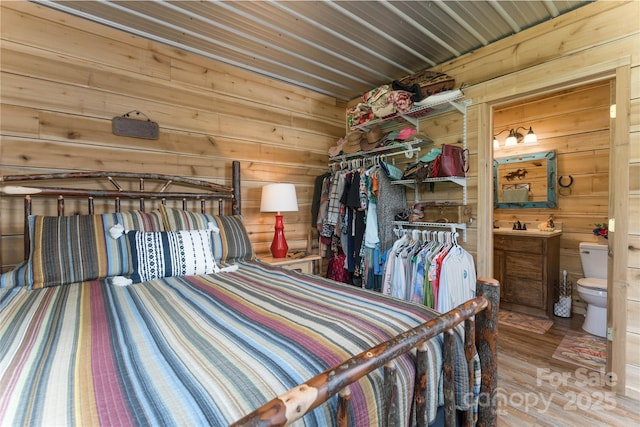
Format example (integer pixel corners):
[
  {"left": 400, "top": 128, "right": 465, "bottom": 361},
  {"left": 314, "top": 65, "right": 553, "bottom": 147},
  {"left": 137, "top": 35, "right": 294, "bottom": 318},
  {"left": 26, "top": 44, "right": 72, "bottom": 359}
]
[{"left": 493, "top": 126, "right": 537, "bottom": 148}]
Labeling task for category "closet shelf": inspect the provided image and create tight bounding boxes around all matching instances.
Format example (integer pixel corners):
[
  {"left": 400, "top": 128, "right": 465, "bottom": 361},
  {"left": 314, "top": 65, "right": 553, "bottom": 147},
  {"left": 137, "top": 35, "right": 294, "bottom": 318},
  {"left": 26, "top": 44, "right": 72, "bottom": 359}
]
[
  {"left": 392, "top": 220, "right": 467, "bottom": 242},
  {"left": 351, "top": 91, "right": 470, "bottom": 131},
  {"left": 328, "top": 138, "right": 431, "bottom": 164},
  {"left": 391, "top": 176, "right": 466, "bottom": 187},
  {"left": 392, "top": 176, "right": 467, "bottom": 205}
]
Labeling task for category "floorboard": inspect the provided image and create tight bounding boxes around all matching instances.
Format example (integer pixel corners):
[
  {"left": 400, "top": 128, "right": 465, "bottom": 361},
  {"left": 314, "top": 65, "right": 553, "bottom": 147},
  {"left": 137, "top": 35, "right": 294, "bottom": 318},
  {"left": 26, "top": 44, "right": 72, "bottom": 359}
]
[{"left": 497, "top": 315, "right": 640, "bottom": 426}]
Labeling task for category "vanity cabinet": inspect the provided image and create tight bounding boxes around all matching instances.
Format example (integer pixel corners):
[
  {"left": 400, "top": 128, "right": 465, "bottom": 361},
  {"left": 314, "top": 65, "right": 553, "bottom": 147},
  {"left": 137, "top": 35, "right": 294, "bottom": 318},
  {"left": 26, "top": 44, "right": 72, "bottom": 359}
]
[{"left": 493, "top": 233, "right": 560, "bottom": 318}]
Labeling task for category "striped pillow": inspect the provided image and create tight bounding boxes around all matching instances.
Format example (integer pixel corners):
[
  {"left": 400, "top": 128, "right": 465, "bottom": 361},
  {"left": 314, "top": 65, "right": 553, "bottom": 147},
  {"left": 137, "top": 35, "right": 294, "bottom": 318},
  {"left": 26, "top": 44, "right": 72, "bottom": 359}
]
[
  {"left": 126, "top": 229, "right": 216, "bottom": 283},
  {"left": 0, "top": 210, "right": 165, "bottom": 289},
  {"left": 161, "top": 206, "right": 255, "bottom": 264},
  {"left": 211, "top": 215, "right": 255, "bottom": 264},
  {"left": 161, "top": 204, "right": 214, "bottom": 230}
]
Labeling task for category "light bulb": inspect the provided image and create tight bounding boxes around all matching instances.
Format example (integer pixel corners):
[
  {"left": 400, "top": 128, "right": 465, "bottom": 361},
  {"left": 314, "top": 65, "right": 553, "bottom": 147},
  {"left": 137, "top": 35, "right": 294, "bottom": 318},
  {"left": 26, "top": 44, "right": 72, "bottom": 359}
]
[
  {"left": 524, "top": 127, "right": 537, "bottom": 144},
  {"left": 505, "top": 129, "right": 518, "bottom": 146}
]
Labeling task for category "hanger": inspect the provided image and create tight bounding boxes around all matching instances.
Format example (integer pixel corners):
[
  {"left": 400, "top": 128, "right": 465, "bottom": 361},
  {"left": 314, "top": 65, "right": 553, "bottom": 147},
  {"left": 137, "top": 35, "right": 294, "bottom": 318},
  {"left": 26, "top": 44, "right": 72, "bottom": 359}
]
[{"left": 452, "top": 231, "right": 459, "bottom": 247}]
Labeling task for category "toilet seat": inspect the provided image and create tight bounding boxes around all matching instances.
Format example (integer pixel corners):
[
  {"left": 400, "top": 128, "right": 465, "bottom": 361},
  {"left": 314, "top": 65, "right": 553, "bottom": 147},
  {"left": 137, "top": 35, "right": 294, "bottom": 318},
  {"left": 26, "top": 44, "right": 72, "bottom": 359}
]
[{"left": 577, "top": 277, "right": 607, "bottom": 291}]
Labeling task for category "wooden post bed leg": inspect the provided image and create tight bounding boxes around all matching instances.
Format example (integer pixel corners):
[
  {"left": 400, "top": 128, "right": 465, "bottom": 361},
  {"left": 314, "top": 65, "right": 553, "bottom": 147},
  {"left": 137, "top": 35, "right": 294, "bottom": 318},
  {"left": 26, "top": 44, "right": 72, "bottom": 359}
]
[
  {"left": 443, "top": 330, "right": 456, "bottom": 426},
  {"left": 415, "top": 342, "right": 430, "bottom": 427},
  {"left": 336, "top": 387, "right": 351, "bottom": 427},
  {"left": 464, "top": 318, "right": 476, "bottom": 427},
  {"left": 384, "top": 361, "right": 399, "bottom": 427},
  {"left": 475, "top": 278, "right": 500, "bottom": 427}
]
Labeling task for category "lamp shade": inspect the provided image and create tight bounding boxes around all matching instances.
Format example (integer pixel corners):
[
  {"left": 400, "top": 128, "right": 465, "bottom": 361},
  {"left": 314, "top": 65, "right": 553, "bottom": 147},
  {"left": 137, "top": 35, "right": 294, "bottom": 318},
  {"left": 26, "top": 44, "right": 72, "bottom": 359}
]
[
  {"left": 260, "top": 183, "right": 298, "bottom": 213},
  {"left": 505, "top": 129, "right": 518, "bottom": 147},
  {"left": 523, "top": 127, "right": 538, "bottom": 144}
]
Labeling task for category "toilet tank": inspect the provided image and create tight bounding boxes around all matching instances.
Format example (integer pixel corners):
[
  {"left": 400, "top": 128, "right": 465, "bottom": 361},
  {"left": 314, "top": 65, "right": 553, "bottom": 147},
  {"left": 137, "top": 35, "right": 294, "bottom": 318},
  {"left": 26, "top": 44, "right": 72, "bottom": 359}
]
[{"left": 579, "top": 242, "right": 608, "bottom": 279}]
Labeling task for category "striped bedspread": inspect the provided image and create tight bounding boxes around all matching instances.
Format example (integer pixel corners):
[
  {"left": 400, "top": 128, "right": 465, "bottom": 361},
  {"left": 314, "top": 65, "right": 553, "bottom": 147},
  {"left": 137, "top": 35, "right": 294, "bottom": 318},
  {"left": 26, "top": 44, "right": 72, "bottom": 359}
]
[{"left": 0, "top": 261, "right": 469, "bottom": 426}]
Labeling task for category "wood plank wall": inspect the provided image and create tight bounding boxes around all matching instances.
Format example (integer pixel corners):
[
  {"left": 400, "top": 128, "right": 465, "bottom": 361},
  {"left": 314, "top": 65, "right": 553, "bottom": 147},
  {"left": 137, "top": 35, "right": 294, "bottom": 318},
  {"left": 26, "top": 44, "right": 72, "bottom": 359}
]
[
  {"left": 0, "top": 1, "right": 345, "bottom": 269},
  {"left": 1, "top": 0, "right": 638, "bottom": 400},
  {"left": 430, "top": 1, "right": 639, "bottom": 399},
  {"left": 493, "top": 81, "right": 612, "bottom": 316}
]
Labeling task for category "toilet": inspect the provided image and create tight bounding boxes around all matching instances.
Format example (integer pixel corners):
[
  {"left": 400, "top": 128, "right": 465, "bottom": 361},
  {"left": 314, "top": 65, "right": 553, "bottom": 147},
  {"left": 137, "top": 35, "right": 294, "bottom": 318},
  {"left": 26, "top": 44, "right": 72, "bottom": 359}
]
[{"left": 577, "top": 242, "right": 608, "bottom": 337}]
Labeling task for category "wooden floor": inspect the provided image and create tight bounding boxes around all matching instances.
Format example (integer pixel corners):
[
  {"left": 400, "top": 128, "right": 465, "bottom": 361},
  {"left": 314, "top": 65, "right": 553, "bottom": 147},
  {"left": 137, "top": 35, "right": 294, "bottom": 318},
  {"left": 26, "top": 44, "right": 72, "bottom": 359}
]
[{"left": 497, "top": 315, "right": 640, "bottom": 426}]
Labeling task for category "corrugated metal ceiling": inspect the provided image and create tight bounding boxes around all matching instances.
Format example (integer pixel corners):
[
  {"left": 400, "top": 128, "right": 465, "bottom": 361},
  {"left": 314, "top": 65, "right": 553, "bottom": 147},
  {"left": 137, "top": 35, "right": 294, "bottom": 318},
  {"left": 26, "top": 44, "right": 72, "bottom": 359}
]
[{"left": 35, "top": 0, "right": 592, "bottom": 101}]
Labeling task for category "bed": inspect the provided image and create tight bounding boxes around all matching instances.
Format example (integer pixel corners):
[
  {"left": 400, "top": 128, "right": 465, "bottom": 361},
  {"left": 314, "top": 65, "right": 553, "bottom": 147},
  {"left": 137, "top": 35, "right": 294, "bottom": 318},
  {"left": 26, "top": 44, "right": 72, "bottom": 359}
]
[{"left": 0, "top": 162, "right": 499, "bottom": 426}]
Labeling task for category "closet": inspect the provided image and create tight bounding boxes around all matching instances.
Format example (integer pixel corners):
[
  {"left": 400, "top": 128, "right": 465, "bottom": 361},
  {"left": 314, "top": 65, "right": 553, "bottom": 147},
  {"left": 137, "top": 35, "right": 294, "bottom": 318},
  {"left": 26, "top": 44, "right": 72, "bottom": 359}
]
[
  {"left": 315, "top": 90, "right": 473, "bottom": 313},
  {"left": 342, "top": 90, "right": 471, "bottom": 240}
]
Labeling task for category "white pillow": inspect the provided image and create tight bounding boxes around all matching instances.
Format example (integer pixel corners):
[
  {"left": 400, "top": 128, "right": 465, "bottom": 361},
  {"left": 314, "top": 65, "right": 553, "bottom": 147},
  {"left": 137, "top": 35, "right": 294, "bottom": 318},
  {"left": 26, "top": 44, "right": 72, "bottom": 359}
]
[{"left": 126, "top": 229, "right": 216, "bottom": 283}]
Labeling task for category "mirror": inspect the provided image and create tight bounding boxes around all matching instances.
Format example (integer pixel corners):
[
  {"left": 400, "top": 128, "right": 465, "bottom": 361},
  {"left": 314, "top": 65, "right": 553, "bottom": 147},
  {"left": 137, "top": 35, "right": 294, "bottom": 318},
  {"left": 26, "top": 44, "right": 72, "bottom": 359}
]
[{"left": 494, "top": 151, "right": 557, "bottom": 209}]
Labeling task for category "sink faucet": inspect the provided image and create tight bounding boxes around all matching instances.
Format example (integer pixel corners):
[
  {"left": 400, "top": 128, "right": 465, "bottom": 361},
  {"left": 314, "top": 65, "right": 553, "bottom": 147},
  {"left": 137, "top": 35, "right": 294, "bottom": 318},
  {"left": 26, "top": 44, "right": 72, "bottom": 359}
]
[{"left": 512, "top": 219, "right": 526, "bottom": 230}]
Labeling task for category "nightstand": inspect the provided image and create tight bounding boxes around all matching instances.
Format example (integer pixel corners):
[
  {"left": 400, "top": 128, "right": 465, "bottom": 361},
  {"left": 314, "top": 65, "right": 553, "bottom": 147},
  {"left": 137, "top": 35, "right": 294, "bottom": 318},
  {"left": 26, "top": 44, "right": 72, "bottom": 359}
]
[{"left": 258, "top": 253, "right": 322, "bottom": 275}]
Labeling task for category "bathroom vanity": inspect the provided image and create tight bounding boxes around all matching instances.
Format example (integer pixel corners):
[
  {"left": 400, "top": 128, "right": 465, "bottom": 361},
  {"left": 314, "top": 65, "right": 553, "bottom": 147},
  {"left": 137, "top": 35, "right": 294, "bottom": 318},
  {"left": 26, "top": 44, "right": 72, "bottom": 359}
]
[{"left": 493, "top": 229, "right": 561, "bottom": 318}]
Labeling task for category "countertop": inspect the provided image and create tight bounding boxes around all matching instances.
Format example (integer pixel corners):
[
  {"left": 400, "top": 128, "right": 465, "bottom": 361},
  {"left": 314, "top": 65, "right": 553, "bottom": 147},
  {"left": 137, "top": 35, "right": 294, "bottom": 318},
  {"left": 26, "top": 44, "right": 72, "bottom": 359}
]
[{"left": 493, "top": 228, "right": 562, "bottom": 237}]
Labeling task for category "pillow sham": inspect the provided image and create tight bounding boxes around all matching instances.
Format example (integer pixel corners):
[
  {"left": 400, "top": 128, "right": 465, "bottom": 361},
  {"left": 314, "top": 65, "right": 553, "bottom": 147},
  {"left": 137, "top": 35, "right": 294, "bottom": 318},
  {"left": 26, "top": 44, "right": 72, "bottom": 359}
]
[
  {"left": 126, "top": 229, "right": 216, "bottom": 284},
  {"left": 161, "top": 204, "right": 214, "bottom": 230},
  {"left": 0, "top": 209, "right": 165, "bottom": 290},
  {"left": 160, "top": 206, "right": 255, "bottom": 264}
]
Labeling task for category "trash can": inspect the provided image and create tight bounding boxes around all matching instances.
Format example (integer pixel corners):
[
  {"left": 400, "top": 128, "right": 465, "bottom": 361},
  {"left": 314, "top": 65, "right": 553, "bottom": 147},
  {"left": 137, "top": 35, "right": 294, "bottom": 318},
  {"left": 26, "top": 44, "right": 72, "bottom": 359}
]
[{"left": 554, "top": 270, "right": 572, "bottom": 318}]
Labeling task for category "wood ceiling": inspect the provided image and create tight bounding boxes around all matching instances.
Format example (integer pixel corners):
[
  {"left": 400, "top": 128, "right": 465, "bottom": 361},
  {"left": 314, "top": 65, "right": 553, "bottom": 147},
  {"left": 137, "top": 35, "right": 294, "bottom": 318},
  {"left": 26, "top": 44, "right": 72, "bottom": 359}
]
[{"left": 37, "top": 0, "right": 592, "bottom": 101}]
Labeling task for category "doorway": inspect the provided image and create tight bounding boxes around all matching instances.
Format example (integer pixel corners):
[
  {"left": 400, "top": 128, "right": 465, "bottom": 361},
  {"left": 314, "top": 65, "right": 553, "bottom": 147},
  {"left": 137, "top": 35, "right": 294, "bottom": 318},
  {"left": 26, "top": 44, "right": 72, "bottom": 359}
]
[
  {"left": 492, "top": 81, "right": 611, "bottom": 316},
  {"left": 489, "top": 80, "right": 613, "bottom": 366},
  {"left": 475, "top": 55, "right": 633, "bottom": 396}
]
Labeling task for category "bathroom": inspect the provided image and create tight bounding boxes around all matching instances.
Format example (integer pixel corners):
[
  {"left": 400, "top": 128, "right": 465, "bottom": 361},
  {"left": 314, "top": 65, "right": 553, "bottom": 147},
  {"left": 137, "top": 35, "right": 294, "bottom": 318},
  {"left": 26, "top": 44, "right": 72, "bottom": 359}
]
[{"left": 492, "top": 80, "right": 612, "bottom": 341}]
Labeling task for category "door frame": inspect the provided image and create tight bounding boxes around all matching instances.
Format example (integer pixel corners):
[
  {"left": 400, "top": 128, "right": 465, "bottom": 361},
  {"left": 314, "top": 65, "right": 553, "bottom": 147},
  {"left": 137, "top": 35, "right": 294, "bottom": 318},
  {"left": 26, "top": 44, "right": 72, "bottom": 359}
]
[{"left": 475, "top": 59, "right": 631, "bottom": 394}]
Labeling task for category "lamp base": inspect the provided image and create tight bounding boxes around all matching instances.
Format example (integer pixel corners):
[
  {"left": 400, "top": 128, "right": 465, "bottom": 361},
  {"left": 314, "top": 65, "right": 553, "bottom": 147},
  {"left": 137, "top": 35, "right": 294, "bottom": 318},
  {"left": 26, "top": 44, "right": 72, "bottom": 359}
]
[{"left": 270, "top": 214, "right": 288, "bottom": 258}]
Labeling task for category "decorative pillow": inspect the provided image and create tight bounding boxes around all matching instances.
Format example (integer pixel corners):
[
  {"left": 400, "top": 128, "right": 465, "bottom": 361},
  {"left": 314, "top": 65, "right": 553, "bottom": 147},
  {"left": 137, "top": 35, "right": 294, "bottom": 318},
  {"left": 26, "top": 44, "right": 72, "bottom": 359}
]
[
  {"left": 0, "top": 261, "right": 29, "bottom": 289},
  {"left": 160, "top": 206, "right": 255, "bottom": 264},
  {"left": 161, "top": 204, "right": 215, "bottom": 231},
  {"left": 211, "top": 215, "right": 255, "bottom": 264},
  {"left": 119, "top": 209, "right": 166, "bottom": 232},
  {"left": 0, "top": 209, "right": 165, "bottom": 290},
  {"left": 126, "top": 229, "right": 216, "bottom": 284}
]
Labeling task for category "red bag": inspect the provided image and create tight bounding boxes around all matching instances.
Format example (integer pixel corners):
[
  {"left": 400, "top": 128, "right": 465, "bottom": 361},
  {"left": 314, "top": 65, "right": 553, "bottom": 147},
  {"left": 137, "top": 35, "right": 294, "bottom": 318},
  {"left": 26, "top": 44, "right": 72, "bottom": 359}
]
[
  {"left": 429, "top": 155, "right": 441, "bottom": 178},
  {"left": 438, "top": 144, "right": 468, "bottom": 177}
]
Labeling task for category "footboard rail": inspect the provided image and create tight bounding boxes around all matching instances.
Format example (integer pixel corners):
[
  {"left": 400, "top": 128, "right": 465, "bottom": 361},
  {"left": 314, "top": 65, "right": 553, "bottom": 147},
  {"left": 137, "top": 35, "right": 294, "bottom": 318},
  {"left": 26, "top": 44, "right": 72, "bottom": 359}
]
[{"left": 232, "top": 278, "right": 499, "bottom": 427}]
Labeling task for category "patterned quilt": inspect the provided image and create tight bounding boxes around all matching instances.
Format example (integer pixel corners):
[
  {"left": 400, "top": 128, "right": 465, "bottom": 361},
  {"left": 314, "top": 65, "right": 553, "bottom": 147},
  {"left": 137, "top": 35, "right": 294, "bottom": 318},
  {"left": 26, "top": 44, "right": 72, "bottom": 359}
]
[{"left": 0, "top": 261, "right": 470, "bottom": 426}]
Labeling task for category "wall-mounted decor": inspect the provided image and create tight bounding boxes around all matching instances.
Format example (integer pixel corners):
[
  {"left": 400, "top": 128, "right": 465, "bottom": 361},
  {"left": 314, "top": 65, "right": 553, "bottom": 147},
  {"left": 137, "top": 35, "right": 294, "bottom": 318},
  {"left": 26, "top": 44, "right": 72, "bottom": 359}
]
[
  {"left": 494, "top": 151, "right": 557, "bottom": 209},
  {"left": 112, "top": 110, "right": 159, "bottom": 140}
]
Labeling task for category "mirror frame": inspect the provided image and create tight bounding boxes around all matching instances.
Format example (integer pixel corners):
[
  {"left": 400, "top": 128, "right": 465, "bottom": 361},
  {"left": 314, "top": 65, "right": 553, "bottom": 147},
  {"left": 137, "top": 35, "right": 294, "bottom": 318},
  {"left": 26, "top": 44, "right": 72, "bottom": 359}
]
[{"left": 493, "top": 151, "right": 557, "bottom": 209}]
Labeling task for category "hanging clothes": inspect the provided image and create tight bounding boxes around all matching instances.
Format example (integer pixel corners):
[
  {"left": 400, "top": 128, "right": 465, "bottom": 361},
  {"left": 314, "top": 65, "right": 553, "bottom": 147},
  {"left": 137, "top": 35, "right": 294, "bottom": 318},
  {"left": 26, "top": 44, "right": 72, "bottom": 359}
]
[
  {"left": 311, "top": 172, "right": 330, "bottom": 228},
  {"left": 362, "top": 166, "right": 383, "bottom": 291},
  {"left": 437, "top": 244, "right": 477, "bottom": 313},
  {"left": 381, "top": 229, "right": 476, "bottom": 313},
  {"left": 376, "top": 171, "right": 406, "bottom": 252},
  {"left": 321, "top": 159, "right": 391, "bottom": 288}
]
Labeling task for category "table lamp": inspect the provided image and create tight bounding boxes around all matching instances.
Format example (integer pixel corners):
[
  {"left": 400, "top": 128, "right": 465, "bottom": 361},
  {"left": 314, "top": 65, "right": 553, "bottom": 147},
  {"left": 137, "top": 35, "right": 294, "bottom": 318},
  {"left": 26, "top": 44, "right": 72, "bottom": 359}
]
[{"left": 260, "top": 183, "right": 298, "bottom": 258}]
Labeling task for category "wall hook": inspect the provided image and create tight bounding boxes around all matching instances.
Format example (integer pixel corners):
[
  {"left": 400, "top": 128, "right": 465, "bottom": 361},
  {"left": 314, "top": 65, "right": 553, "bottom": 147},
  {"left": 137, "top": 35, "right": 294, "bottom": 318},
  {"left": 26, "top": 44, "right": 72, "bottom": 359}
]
[{"left": 558, "top": 175, "right": 573, "bottom": 188}]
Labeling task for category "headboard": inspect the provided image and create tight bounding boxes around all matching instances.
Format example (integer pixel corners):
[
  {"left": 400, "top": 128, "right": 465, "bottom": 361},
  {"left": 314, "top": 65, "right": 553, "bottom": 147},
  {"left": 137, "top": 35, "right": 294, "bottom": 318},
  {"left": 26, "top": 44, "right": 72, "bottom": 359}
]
[{"left": 0, "top": 161, "right": 241, "bottom": 261}]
